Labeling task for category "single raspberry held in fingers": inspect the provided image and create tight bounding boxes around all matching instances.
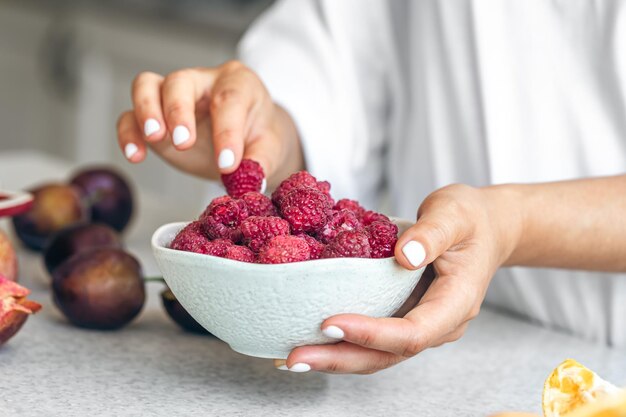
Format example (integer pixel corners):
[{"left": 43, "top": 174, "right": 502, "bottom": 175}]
[
  {"left": 334, "top": 199, "right": 366, "bottom": 218},
  {"left": 240, "top": 192, "right": 277, "bottom": 217},
  {"left": 221, "top": 159, "right": 265, "bottom": 198},
  {"left": 361, "top": 210, "right": 391, "bottom": 226},
  {"left": 271, "top": 171, "right": 332, "bottom": 205},
  {"left": 321, "top": 230, "right": 372, "bottom": 259},
  {"left": 257, "top": 235, "right": 311, "bottom": 264},
  {"left": 223, "top": 245, "right": 255, "bottom": 263},
  {"left": 366, "top": 220, "right": 399, "bottom": 258},
  {"left": 279, "top": 187, "right": 332, "bottom": 234},
  {"left": 297, "top": 234, "right": 326, "bottom": 260},
  {"left": 316, "top": 209, "right": 362, "bottom": 244},
  {"left": 240, "top": 216, "right": 291, "bottom": 252}
]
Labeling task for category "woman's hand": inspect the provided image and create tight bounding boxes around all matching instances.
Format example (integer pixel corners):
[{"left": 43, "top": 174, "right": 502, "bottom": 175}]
[
  {"left": 275, "top": 184, "right": 523, "bottom": 373},
  {"left": 117, "top": 61, "right": 303, "bottom": 185}
]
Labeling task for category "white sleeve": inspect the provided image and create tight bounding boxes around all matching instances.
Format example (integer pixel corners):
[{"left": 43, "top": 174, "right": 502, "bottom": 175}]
[{"left": 238, "top": 0, "right": 395, "bottom": 207}]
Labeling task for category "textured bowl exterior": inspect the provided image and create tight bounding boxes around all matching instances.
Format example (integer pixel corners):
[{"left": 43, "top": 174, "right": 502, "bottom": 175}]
[{"left": 151, "top": 219, "right": 424, "bottom": 359}]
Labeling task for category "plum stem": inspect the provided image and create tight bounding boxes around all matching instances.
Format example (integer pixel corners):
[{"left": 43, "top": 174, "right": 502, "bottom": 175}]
[{"left": 143, "top": 276, "right": 165, "bottom": 283}]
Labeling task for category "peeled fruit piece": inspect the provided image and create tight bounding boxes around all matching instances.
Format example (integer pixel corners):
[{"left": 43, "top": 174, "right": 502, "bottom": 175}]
[
  {"left": 0, "top": 275, "right": 41, "bottom": 346},
  {"left": 160, "top": 287, "right": 210, "bottom": 335},
  {"left": 70, "top": 167, "right": 134, "bottom": 232},
  {"left": 543, "top": 359, "right": 623, "bottom": 417},
  {"left": 565, "top": 391, "right": 626, "bottom": 417},
  {"left": 0, "top": 229, "right": 18, "bottom": 281},
  {"left": 11, "top": 183, "right": 89, "bottom": 251},
  {"left": 52, "top": 248, "right": 145, "bottom": 330},
  {"left": 43, "top": 223, "right": 122, "bottom": 275}
]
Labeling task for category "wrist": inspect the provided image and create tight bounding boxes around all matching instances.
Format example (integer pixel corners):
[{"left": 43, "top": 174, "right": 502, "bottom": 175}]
[{"left": 481, "top": 184, "right": 526, "bottom": 267}]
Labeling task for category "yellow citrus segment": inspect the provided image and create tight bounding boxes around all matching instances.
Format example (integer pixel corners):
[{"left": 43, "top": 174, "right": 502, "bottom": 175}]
[
  {"left": 566, "top": 391, "right": 626, "bottom": 417},
  {"left": 542, "top": 359, "right": 622, "bottom": 417}
]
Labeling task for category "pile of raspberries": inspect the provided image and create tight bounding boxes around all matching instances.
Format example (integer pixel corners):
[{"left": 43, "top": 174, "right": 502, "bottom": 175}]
[{"left": 170, "top": 159, "right": 398, "bottom": 264}]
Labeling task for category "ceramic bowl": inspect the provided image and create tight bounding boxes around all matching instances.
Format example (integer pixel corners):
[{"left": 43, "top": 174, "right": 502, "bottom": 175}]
[{"left": 151, "top": 218, "right": 424, "bottom": 359}]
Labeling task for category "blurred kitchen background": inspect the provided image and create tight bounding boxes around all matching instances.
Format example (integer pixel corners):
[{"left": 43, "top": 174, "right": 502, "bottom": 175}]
[{"left": 0, "top": 0, "right": 273, "bottom": 219}]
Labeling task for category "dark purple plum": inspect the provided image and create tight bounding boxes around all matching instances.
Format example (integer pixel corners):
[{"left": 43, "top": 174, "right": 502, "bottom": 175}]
[
  {"left": 70, "top": 167, "right": 134, "bottom": 233},
  {"left": 161, "top": 287, "right": 211, "bottom": 335},
  {"left": 12, "top": 183, "right": 89, "bottom": 251},
  {"left": 52, "top": 248, "right": 145, "bottom": 330},
  {"left": 43, "top": 223, "right": 122, "bottom": 275}
]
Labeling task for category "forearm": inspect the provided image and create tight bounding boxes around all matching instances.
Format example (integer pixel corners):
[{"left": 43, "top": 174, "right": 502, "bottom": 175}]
[{"left": 493, "top": 175, "right": 626, "bottom": 271}]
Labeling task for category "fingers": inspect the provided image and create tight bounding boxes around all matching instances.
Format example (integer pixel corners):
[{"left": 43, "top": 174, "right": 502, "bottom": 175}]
[
  {"left": 395, "top": 185, "right": 475, "bottom": 270},
  {"left": 131, "top": 71, "right": 165, "bottom": 142},
  {"left": 161, "top": 69, "right": 211, "bottom": 150},
  {"left": 117, "top": 111, "right": 147, "bottom": 163},
  {"left": 275, "top": 342, "right": 402, "bottom": 374},
  {"left": 209, "top": 63, "right": 261, "bottom": 174},
  {"left": 320, "top": 272, "right": 479, "bottom": 358}
]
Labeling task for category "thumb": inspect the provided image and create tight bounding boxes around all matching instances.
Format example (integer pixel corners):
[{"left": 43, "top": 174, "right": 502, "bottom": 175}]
[{"left": 395, "top": 199, "right": 471, "bottom": 270}]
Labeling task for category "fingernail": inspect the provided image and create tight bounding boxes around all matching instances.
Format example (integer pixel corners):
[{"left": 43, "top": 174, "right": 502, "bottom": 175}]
[
  {"left": 218, "top": 149, "right": 235, "bottom": 169},
  {"left": 172, "top": 125, "right": 190, "bottom": 146},
  {"left": 261, "top": 178, "right": 267, "bottom": 194},
  {"left": 144, "top": 118, "right": 160, "bottom": 137},
  {"left": 276, "top": 365, "right": 289, "bottom": 371},
  {"left": 322, "top": 325, "right": 344, "bottom": 339},
  {"left": 402, "top": 241, "right": 426, "bottom": 267},
  {"left": 289, "top": 363, "right": 311, "bottom": 373},
  {"left": 124, "top": 143, "right": 138, "bottom": 160}
]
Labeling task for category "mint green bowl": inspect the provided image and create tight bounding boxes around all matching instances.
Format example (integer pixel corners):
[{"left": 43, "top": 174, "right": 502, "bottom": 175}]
[{"left": 151, "top": 218, "right": 424, "bottom": 359}]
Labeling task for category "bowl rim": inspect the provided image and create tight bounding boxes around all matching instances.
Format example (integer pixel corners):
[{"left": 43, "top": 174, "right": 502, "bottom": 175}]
[{"left": 151, "top": 218, "right": 414, "bottom": 271}]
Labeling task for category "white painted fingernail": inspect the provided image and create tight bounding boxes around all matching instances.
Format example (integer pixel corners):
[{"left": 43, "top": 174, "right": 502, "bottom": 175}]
[
  {"left": 218, "top": 149, "right": 235, "bottom": 169},
  {"left": 322, "top": 325, "right": 344, "bottom": 339},
  {"left": 144, "top": 118, "right": 160, "bottom": 137},
  {"left": 261, "top": 178, "right": 267, "bottom": 194},
  {"left": 402, "top": 241, "right": 426, "bottom": 267},
  {"left": 172, "top": 125, "right": 190, "bottom": 146},
  {"left": 124, "top": 143, "right": 138, "bottom": 160},
  {"left": 289, "top": 363, "right": 311, "bottom": 373},
  {"left": 276, "top": 364, "right": 289, "bottom": 371}
]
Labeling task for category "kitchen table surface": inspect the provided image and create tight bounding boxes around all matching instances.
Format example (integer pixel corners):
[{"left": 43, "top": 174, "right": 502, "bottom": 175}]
[{"left": 1, "top": 153, "right": 625, "bottom": 416}]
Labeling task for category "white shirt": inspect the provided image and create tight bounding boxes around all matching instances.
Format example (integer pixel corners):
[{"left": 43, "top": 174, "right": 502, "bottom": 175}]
[{"left": 239, "top": 0, "right": 626, "bottom": 346}]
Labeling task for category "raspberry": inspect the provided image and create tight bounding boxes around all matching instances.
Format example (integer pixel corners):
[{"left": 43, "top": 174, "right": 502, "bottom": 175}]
[
  {"left": 297, "top": 233, "right": 326, "bottom": 260},
  {"left": 361, "top": 210, "right": 391, "bottom": 226},
  {"left": 221, "top": 159, "right": 265, "bottom": 198},
  {"left": 321, "top": 230, "right": 371, "bottom": 259},
  {"left": 240, "top": 192, "right": 277, "bottom": 217},
  {"left": 271, "top": 171, "right": 331, "bottom": 205},
  {"left": 334, "top": 199, "right": 366, "bottom": 218},
  {"left": 316, "top": 209, "right": 361, "bottom": 243},
  {"left": 257, "top": 235, "right": 311, "bottom": 264},
  {"left": 223, "top": 245, "right": 255, "bottom": 263},
  {"left": 279, "top": 187, "right": 332, "bottom": 234},
  {"left": 200, "top": 196, "right": 248, "bottom": 242},
  {"left": 240, "top": 216, "right": 291, "bottom": 252},
  {"left": 170, "top": 223, "right": 234, "bottom": 255},
  {"left": 170, "top": 221, "right": 209, "bottom": 252},
  {"left": 365, "top": 220, "right": 398, "bottom": 258}
]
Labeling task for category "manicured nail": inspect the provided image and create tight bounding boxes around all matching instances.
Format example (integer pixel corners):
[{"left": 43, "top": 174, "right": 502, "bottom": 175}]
[
  {"left": 144, "top": 118, "right": 160, "bottom": 137},
  {"left": 218, "top": 149, "right": 235, "bottom": 169},
  {"left": 172, "top": 125, "right": 190, "bottom": 146},
  {"left": 402, "top": 241, "right": 426, "bottom": 267},
  {"left": 124, "top": 143, "right": 138, "bottom": 160},
  {"left": 261, "top": 178, "right": 267, "bottom": 194},
  {"left": 322, "top": 325, "right": 344, "bottom": 339},
  {"left": 289, "top": 363, "right": 311, "bottom": 373},
  {"left": 276, "top": 364, "right": 289, "bottom": 371}
]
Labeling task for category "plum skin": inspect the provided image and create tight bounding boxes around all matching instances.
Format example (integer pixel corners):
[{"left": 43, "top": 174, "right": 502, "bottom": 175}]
[
  {"left": 43, "top": 223, "right": 122, "bottom": 275},
  {"left": 52, "top": 248, "right": 145, "bottom": 330}
]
